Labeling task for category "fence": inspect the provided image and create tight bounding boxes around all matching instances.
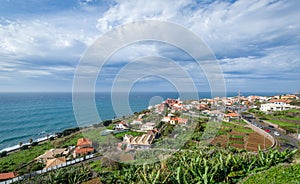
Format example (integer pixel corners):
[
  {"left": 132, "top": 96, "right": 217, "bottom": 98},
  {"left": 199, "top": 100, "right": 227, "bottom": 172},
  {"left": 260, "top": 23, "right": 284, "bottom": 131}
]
[{"left": 0, "top": 154, "right": 94, "bottom": 184}]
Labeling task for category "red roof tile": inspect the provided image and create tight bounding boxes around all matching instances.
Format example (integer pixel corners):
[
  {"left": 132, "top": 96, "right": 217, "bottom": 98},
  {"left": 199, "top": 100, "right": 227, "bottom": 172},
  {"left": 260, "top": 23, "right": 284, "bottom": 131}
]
[
  {"left": 0, "top": 172, "right": 16, "bottom": 181},
  {"left": 74, "top": 147, "right": 94, "bottom": 154},
  {"left": 225, "top": 112, "right": 239, "bottom": 117},
  {"left": 77, "top": 138, "right": 92, "bottom": 147}
]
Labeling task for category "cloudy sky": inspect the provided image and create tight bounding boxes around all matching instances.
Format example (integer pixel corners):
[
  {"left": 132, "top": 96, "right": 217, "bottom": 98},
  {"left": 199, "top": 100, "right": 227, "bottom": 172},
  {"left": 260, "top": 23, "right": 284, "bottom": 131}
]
[{"left": 0, "top": 0, "right": 299, "bottom": 93}]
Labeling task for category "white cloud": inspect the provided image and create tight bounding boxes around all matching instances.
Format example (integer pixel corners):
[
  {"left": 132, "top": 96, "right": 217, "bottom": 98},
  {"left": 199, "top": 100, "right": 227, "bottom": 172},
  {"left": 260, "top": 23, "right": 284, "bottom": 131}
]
[{"left": 1, "top": 0, "right": 300, "bottom": 92}]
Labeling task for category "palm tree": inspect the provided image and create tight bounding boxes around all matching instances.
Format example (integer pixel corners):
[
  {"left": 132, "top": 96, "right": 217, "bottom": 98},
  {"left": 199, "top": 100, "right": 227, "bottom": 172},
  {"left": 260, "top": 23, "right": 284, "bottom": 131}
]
[{"left": 29, "top": 138, "right": 33, "bottom": 145}]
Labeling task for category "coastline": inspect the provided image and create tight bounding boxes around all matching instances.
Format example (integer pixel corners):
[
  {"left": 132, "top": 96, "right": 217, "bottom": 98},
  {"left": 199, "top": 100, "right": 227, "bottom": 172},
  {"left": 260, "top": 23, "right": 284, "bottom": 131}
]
[
  {"left": 0, "top": 91, "right": 285, "bottom": 152},
  {"left": 1, "top": 91, "right": 298, "bottom": 154},
  {"left": 0, "top": 134, "right": 56, "bottom": 153}
]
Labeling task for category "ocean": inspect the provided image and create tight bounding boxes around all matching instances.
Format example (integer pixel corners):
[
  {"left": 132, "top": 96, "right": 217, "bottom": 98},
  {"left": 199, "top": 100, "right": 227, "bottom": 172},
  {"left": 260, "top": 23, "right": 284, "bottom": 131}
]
[{"left": 0, "top": 91, "right": 280, "bottom": 151}]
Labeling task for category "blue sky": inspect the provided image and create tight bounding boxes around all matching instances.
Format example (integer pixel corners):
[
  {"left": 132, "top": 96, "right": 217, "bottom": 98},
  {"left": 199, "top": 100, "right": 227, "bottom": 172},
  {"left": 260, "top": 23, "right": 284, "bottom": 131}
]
[{"left": 0, "top": 0, "right": 299, "bottom": 93}]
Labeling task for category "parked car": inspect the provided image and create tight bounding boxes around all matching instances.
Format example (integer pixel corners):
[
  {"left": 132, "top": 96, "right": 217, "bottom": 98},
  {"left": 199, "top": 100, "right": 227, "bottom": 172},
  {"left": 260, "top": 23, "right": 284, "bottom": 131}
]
[
  {"left": 274, "top": 131, "right": 280, "bottom": 136},
  {"left": 264, "top": 129, "right": 271, "bottom": 133},
  {"left": 268, "top": 125, "right": 275, "bottom": 129}
]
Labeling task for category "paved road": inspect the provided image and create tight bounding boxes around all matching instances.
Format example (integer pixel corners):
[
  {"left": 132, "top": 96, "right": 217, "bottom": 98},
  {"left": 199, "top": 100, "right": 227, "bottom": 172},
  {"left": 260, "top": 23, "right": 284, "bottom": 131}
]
[{"left": 246, "top": 117, "right": 299, "bottom": 150}]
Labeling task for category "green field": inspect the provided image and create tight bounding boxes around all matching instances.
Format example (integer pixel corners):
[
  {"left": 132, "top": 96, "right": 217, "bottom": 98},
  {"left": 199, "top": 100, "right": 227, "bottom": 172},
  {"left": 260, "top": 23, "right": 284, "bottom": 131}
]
[
  {"left": 267, "top": 119, "right": 297, "bottom": 127},
  {"left": 242, "top": 163, "right": 300, "bottom": 184},
  {"left": 234, "top": 127, "right": 254, "bottom": 133},
  {"left": 253, "top": 109, "right": 300, "bottom": 132},
  {"left": 0, "top": 142, "right": 53, "bottom": 173},
  {"left": 230, "top": 135, "right": 244, "bottom": 139},
  {"left": 221, "top": 121, "right": 254, "bottom": 133}
]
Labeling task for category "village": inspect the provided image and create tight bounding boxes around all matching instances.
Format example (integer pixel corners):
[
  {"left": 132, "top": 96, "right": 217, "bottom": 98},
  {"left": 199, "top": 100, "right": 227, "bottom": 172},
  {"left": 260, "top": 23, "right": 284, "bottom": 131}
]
[{"left": 1, "top": 93, "right": 300, "bottom": 182}]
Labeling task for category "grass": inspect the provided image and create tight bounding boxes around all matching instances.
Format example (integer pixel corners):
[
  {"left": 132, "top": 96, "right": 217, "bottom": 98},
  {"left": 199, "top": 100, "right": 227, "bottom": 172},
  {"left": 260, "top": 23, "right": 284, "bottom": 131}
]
[
  {"left": 0, "top": 129, "right": 98, "bottom": 173},
  {"left": 233, "top": 119, "right": 247, "bottom": 125},
  {"left": 253, "top": 109, "right": 300, "bottom": 132},
  {"left": 267, "top": 119, "right": 297, "bottom": 128},
  {"left": 106, "top": 124, "right": 115, "bottom": 130},
  {"left": 230, "top": 135, "right": 244, "bottom": 139},
  {"left": 233, "top": 127, "right": 254, "bottom": 133},
  {"left": 222, "top": 121, "right": 236, "bottom": 127},
  {"left": 54, "top": 132, "right": 84, "bottom": 148},
  {"left": 242, "top": 164, "right": 300, "bottom": 184},
  {"left": 0, "top": 142, "right": 53, "bottom": 173},
  {"left": 114, "top": 131, "right": 143, "bottom": 139}
]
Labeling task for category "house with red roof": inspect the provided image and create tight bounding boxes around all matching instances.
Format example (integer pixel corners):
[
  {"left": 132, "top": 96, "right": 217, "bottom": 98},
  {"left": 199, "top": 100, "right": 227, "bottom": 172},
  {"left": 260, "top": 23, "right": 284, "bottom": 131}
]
[
  {"left": 73, "top": 138, "right": 94, "bottom": 158},
  {"left": 223, "top": 112, "right": 240, "bottom": 122},
  {"left": 115, "top": 121, "right": 129, "bottom": 130},
  {"left": 0, "top": 172, "right": 16, "bottom": 181},
  {"left": 170, "top": 117, "right": 188, "bottom": 125}
]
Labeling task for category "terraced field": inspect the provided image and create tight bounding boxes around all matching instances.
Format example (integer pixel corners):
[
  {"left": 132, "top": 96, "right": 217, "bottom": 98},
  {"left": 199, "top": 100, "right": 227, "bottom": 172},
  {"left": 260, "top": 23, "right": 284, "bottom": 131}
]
[{"left": 211, "top": 122, "right": 272, "bottom": 151}]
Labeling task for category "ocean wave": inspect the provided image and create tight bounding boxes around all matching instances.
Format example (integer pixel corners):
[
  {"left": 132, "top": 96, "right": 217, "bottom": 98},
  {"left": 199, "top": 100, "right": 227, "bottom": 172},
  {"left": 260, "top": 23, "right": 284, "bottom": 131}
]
[{"left": 0, "top": 134, "right": 32, "bottom": 144}]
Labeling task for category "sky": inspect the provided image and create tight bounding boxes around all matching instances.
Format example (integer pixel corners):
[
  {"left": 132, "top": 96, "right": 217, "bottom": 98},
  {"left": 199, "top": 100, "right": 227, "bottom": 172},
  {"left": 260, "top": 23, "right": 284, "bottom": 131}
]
[{"left": 0, "top": 0, "right": 299, "bottom": 93}]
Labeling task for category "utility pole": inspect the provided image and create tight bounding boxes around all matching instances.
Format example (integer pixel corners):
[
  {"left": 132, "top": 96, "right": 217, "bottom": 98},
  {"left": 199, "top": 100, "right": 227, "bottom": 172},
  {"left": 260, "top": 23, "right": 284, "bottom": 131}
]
[
  {"left": 238, "top": 90, "right": 241, "bottom": 104},
  {"left": 237, "top": 90, "right": 241, "bottom": 113}
]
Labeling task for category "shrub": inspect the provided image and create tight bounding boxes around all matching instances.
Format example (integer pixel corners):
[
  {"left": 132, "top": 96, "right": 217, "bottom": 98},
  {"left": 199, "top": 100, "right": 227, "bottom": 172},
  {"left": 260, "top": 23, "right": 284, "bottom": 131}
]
[
  {"left": 31, "top": 142, "right": 38, "bottom": 146},
  {"left": 21, "top": 145, "right": 29, "bottom": 150},
  {"left": 0, "top": 151, "right": 7, "bottom": 157}
]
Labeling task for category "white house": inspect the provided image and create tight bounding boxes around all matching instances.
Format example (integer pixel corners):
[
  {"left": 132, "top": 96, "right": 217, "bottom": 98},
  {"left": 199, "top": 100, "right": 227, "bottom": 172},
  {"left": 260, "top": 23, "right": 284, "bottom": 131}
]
[
  {"left": 161, "top": 116, "right": 171, "bottom": 123},
  {"left": 130, "top": 120, "right": 142, "bottom": 125},
  {"left": 260, "top": 100, "right": 296, "bottom": 112},
  {"left": 141, "top": 122, "right": 156, "bottom": 131},
  {"left": 115, "top": 122, "right": 129, "bottom": 130}
]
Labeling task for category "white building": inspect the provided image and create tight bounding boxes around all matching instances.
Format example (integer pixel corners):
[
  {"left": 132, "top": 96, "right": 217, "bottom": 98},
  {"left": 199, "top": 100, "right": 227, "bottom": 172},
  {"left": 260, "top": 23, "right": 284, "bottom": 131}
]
[
  {"left": 131, "top": 120, "right": 142, "bottom": 125},
  {"left": 260, "top": 101, "right": 296, "bottom": 112},
  {"left": 141, "top": 122, "right": 156, "bottom": 131}
]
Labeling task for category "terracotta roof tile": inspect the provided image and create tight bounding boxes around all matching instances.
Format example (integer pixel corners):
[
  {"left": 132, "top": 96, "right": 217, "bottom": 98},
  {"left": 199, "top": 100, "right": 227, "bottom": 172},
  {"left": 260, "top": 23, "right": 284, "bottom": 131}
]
[
  {"left": 0, "top": 172, "right": 16, "bottom": 181},
  {"left": 77, "top": 138, "right": 92, "bottom": 147}
]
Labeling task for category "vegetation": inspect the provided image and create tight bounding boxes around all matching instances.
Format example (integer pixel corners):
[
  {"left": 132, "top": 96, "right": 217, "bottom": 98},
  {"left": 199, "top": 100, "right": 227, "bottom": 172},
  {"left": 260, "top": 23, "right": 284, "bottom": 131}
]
[
  {"left": 13, "top": 145, "right": 297, "bottom": 184},
  {"left": 242, "top": 163, "right": 300, "bottom": 184},
  {"left": 290, "top": 100, "right": 300, "bottom": 106},
  {"left": 53, "top": 132, "right": 84, "bottom": 148},
  {"left": 114, "top": 131, "right": 144, "bottom": 140},
  {"left": 16, "top": 164, "right": 92, "bottom": 184},
  {"left": 1, "top": 107, "right": 299, "bottom": 183},
  {"left": 0, "top": 131, "right": 86, "bottom": 173},
  {"left": 252, "top": 109, "right": 300, "bottom": 133},
  {"left": 0, "top": 142, "right": 53, "bottom": 173},
  {"left": 106, "top": 123, "right": 115, "bottom": 130},
  {"left": 94, "top": 147, "right": 297, "bottom": 184},
  {"left": 55, "top": 127, "right": 80, "bottom": 138}
]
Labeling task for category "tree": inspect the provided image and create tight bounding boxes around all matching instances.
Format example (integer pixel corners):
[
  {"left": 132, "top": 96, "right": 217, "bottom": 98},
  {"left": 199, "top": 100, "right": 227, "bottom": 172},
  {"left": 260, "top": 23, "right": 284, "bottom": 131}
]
[
  {"left": 29, "top": 138, "right": 33, "bottom": 145},
  {"left": 31, "top": 142, "right": 38, "bottom": 146},
  {"left": 0, "top": 151, "right": 7, "bottom": 157}
]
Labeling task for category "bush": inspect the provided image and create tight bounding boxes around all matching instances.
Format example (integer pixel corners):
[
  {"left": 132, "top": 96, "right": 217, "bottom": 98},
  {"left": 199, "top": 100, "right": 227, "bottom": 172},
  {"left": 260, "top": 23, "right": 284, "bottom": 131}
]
[
  {"left": 31, "top": 142, "right": 38, "bottom": 146},
  {"left": 21, "top": 145, "right": 29, "bottom": 150},
  {"left": 62, "top": 127, "right": 80, "bottom": 136},
  {"left": 0, "top": 151, "right": 7, "bottom": 157},
  {"left": 102, "top": 120, "right": 112, "bottom": 126}
]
